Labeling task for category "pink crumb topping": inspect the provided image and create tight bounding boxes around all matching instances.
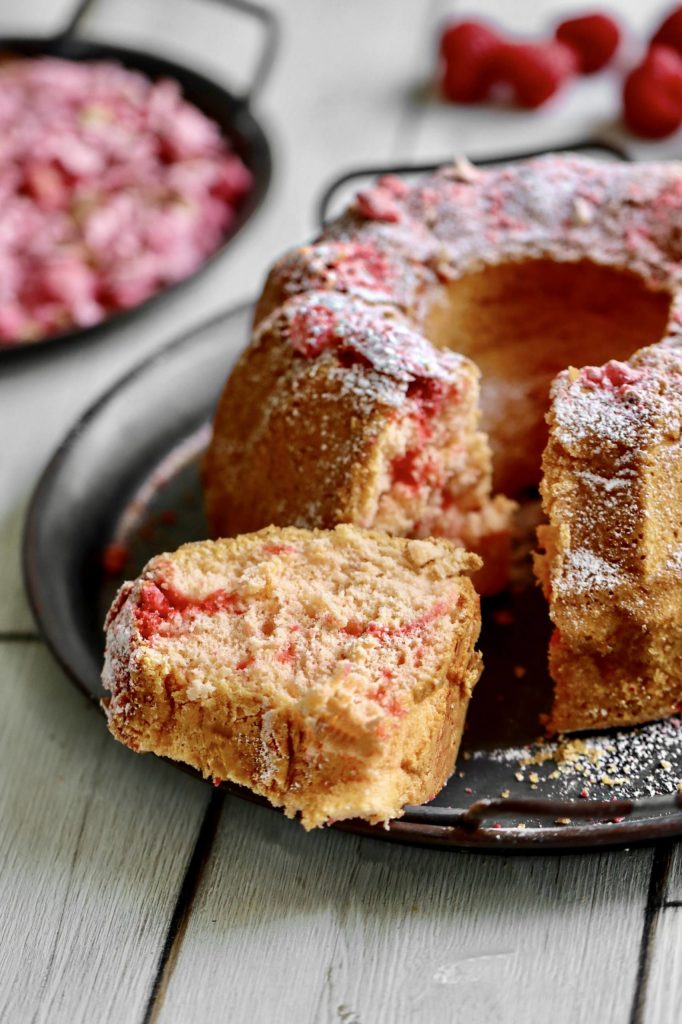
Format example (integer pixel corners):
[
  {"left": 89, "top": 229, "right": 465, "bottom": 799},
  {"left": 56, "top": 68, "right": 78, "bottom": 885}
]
[
  {"left": 353, "top": 185, "right": 403, "bottom": 223},
  {"left": 331, "top": 242, "right": 395, "bottom": 290},
  {"left": 376, "top": 174, "right": 410, "bottom": 199},
  {"left": 580, "top": 360, "right": 644, "bottom": 394},
  {"left": 283, "top": 292, "right": 464, "bottom": 394},
  {"left": 288, "top": 303, "right": 338, "bottom": 356}
]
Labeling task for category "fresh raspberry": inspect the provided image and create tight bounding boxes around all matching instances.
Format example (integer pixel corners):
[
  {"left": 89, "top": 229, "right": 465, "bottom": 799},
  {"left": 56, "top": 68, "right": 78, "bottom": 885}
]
[
  {"left": 652, "top": 6, "right": 682, "bottom": 54},
  {"left": 555, "top": 13, "right": 621, "bottom": 73},
  {"left": 644, "top": 43, "right": 682, "bottom": 100},
  {"left": 439, "top": 21, "right": 502, "bottom": 102},
  {"left": 623, "top": 45, "right": 682, "bottom": 138},
  {"left": 488, "top": 41, "right": 577, "bottom": 108}
]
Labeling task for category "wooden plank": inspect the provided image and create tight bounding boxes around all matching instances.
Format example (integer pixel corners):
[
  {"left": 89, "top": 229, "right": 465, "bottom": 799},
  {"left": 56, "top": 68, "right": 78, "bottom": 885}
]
[
  {"left": 642, "top": 906, "right": 682, "bottom": 1024},
  {"left": 0, "top": 642, "right": 210, "bottom": 1024},
  {"left": 155, "top": 800, "right": 357, "bottom": 1023},
  {"left": 0, "top": 0, "right": 75, "bottom": 35},
  {"left": 659, "top": 844, "right": 682, "bottom": 903},
  {"left": 157, "top": 798, "right": 652, "bottom": 1024},
  {"left": 0, "top": 499, "right": 33, "bottom": 633}
]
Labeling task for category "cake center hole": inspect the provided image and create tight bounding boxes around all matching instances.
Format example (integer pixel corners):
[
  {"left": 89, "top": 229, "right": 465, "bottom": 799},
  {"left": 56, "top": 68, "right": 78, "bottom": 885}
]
[{"left": 424, "top": 259, "right": 672, "bottom": 496}]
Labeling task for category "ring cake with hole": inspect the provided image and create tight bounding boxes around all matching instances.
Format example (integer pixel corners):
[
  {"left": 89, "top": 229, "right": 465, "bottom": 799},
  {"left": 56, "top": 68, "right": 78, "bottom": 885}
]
[
  {"left": 102, "top": 525, "right": 481, "bottom": 828},
  {"left": 204, "top": 153, "right": 682, "bottom": 733}
]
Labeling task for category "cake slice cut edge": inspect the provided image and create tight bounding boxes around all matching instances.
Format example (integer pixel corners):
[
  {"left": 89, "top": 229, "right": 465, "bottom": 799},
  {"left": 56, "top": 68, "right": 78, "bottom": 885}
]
[
  {"left": 102, "top": 524, "right": 482, "bottom": 829},
  {"left": 536, "top": 352, "right": 682, "bottom": 733},
  {"left": 203, "top": 291, "right": 515, "bottom": 596}
]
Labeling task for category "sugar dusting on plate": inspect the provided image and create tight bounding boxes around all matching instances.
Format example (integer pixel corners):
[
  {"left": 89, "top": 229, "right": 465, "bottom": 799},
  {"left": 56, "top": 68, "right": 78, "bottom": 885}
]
[{"left": 476, "top": 715, "right": 682, "bottom": 799}]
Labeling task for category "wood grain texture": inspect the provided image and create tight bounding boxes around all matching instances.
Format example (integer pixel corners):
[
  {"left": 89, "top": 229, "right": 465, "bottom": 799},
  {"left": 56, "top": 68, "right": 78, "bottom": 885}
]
[
  {"left": 157, "top": 798, "right": 653, "bottom": 1024},
  {"left": 0, "top": 498, "right": 33, "bottom": 632},
  {"left": 0, "top": 642, "right": 209, "bottom": 1024},
  {"left": 643, "top": 907, "right": 682, "bottom": 1024},
  {"left": 663, "top": 843, "right": 682, "bottom": 903}
]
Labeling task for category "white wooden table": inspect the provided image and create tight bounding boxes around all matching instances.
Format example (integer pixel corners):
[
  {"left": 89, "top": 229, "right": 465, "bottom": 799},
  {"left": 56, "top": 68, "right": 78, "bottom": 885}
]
[{"left": 3, "top": 1, "right": 682, "bottom": 1021}]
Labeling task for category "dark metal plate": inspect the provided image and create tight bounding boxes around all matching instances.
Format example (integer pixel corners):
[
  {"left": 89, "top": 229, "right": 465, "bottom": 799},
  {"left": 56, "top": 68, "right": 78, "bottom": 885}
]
[{"left": 24, "top": 301, "right": 682, "bottom": 851}]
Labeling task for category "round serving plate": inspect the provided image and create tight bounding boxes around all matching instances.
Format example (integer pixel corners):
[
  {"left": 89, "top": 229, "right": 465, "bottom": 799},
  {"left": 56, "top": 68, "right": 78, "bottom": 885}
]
[
  {"left": 0, "top": 0, "right": 275, "bottom": 360},
  {"left": 23, "top": 301, "right": 682, "bottom": 851}
]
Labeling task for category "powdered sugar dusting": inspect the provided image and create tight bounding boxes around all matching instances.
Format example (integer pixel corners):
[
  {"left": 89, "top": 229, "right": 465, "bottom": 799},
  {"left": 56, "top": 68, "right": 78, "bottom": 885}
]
[
  {"left": 405, "top": 154, "right": 682, "bottom": 292},
  {"left": 478, "top": 717, "right": 682, "bottom": 801},
  {"left": 262, "top": 290, "right": 468, "bottom": 393},
  {"left": 556, "top": 548, "right": 623, "bottom": 594},
  {"left": 551, "top": 369, "right": 652, "bottom": 449}
]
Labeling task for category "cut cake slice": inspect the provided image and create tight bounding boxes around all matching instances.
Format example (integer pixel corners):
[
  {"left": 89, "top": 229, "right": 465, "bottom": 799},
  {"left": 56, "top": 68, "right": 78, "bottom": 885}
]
[{"left": 103, "top": 524, "right": 481, "bottom": 828}]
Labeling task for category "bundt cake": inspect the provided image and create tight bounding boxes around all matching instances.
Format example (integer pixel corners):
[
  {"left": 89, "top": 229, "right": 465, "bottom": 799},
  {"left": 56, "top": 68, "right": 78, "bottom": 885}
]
[
  {"left": 102, "top": 525, "right": 482, "bottom": 828},
  {"left": 204, "top": 153, "right": 682, "bottom": 734}
]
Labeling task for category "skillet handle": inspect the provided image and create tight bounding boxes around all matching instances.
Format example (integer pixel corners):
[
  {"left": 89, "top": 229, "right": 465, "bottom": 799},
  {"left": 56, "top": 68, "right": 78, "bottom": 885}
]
[
  {"left": 316, "top": 137, "right": 629, "bottom": 229},
  {"left": 217, "top": 0, "right": 278, "bottom": 104},
  {"left": 56, "top": 0, "right": 278, "bottom": 104}
]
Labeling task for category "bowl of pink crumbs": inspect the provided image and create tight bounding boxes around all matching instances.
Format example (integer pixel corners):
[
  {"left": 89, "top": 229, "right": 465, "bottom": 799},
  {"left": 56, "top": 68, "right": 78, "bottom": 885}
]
[{"left": 0, "top": 55, "right": 259, "bottom": 350}]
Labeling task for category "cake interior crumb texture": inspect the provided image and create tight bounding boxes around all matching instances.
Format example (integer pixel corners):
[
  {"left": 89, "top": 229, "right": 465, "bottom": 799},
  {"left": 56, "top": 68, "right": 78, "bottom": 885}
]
[{"left": 103, "top": 526, "right": 481, "bottom": 828}]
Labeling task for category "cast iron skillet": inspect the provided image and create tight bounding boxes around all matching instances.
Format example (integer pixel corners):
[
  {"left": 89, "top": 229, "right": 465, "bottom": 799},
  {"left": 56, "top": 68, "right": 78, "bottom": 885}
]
[{"left": 0, "top": 0, "right": 276, "bottom": 359}]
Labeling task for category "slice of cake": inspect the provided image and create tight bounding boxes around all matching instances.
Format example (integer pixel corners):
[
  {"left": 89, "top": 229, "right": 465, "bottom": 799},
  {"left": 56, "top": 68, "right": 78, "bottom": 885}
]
[
  {"left": 203, "top": 291, "right": 515, "bottom": 594},
  {"left": 103, "top": 524, "right": 482, "bottom": 828},
  {"left": 535, "top": 351, "right": 682, "bottom": 732}
]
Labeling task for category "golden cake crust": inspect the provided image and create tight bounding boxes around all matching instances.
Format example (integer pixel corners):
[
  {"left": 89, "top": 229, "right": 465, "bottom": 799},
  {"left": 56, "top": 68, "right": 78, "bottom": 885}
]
[{"left": 537, "top": 349, "right": 682, "bottom": 732}]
